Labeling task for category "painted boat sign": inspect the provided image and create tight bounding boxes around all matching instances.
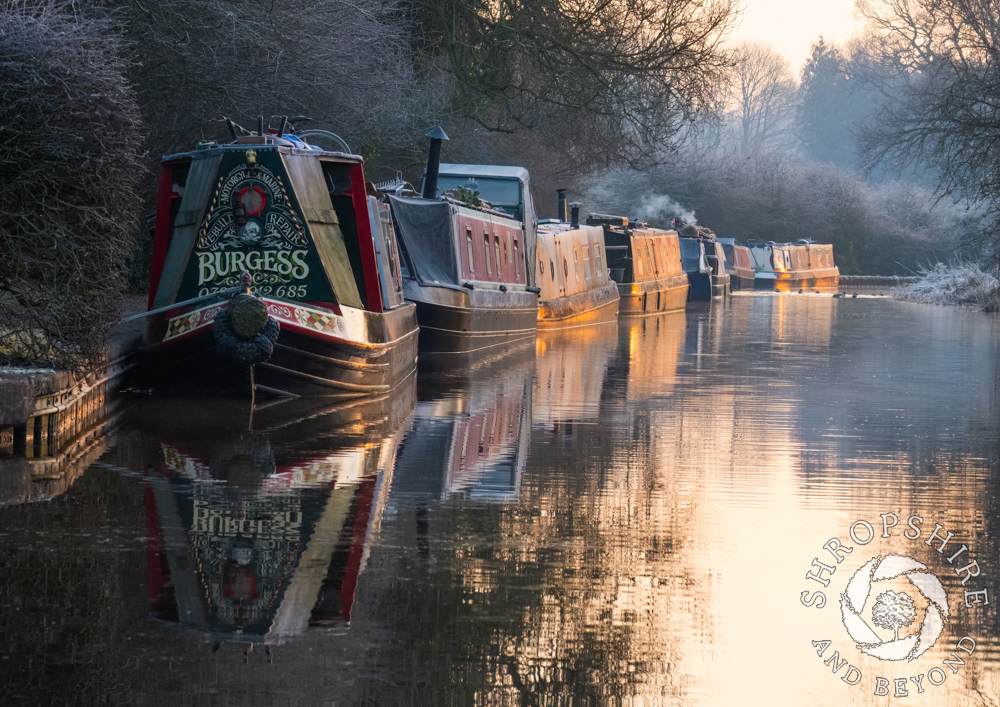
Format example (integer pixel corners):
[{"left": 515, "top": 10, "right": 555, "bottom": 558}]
[{"left": 175, "top": 150, "right": 336, "bottom": 303}]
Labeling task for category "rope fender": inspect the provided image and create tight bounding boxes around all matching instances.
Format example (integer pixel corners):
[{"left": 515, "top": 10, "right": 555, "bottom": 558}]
[{"left": 213, "top": 293, "right": 280, "bottom": 365}]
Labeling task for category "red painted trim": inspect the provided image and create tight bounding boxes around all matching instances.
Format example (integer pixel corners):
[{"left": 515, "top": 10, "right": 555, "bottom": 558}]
[
  {"left": 339, "top": 474, "right": 378, "bottom": 621},
  {"left": 148, "top": 162, "right": 175, "bottom": 309},
  {"left": 347, "top": 163, "right": 384, "bottom": 313},
  {"left": 143, "top": 481, "right": 165, "bottom": 608}
]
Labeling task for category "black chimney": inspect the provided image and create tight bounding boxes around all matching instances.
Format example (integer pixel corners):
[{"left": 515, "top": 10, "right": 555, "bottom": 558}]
[
  {"left": 422, "top": 126, "right": 450, "bottom": 199},
  {"left": 557, "top": 189, "right": 568, "bottom": 222},
  {"left": 569, "top": 201, "right": 582, "bottom": 228}
]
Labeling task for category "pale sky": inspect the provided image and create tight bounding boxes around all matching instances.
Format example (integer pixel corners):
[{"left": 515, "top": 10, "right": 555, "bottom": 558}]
[{"left": 729, "top": 0, "right": 864, "bottom": 75}]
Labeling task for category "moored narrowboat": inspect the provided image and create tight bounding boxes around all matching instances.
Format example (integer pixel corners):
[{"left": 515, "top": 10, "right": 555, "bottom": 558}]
[
  {"left": 388, "top": 142, "right": 539, "bottom": 368},
  {"left": 589, "top": 215, "right": 688, "bottom": 315},
  {"left": 747, "top": 239, "right": 839, "bottom": 291},
  {"left": 142, "top": 119, "right": 419, "bottom": 398},
  {"left": 679, "top": 236, "right": 730, "bottom": 300},
  {"left": 718, "top": 238, "right": 755, "bottom": 290},
  {"left": 534, "top": 197, "right": 619, "bottom": 327}
]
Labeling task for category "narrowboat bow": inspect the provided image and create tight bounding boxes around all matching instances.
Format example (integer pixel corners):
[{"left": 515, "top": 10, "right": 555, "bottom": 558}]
[{"left": 142, "top": 120, "right": 419, "bottom": 398}]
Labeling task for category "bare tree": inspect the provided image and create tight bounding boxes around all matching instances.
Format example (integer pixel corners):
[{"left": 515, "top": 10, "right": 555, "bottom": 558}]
[
  {"left": 103, "top": 0, "right": 437, "bottom": 174},
  {"left": 0, "top": 0, "right": 144, "bottom": 368},
  {"left": 728, "top": 42, "right": 797, "bottom": 153},
  {"left": 413, "top": 0, "right": 739, "bottom": 168},
  {"left": 857, "top": 0, "right": 1000, "bottom": 254}
]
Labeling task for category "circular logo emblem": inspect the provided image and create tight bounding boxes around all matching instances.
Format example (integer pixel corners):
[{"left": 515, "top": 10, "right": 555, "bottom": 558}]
[
  {"left": 840, "top": 553, "right": 949, "bottom": 661},
  {"left": 237, "top": 185, "right": 267, "bottom": 216}
]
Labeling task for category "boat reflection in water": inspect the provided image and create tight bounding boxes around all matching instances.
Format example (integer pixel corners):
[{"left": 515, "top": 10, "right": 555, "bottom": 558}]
[
  {"left": 534, "top": 322, "right": 618, "bottom": 427},
  {"left": 395, "top": 354, "right": 533, "bottom": 504},
  {"left": 135, "top": 376, "right": 415, "bottom": 652},
  {"left": 607, "top": 311, "right": 688, "bottom": 400}
]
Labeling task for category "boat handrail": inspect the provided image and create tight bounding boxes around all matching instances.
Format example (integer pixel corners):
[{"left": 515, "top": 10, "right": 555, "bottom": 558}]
[{"left": 125, "top": 287, "right": 241, "bottom": 321}]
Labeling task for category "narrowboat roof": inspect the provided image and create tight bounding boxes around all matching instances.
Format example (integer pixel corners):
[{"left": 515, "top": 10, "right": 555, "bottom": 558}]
[{"left": 438, "top": 163, "right": 530, "bottom": 183}]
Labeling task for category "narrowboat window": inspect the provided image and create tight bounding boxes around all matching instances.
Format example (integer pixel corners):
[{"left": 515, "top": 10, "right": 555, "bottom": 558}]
[
  {"left": 573, "top": 250, "right": 581, "bottom": 281},
  {"left": 466, "top": 228, "right": 475, "bottom": 273},
  {"left": 583, "top": 246, "right": 592, "bottom": 282},
  {"left": 563, "top": 257, "right": 569, "bottom": 279},
  {"left": 538, "top": 255, "right": 544, "bottom": 279},
  {"left": 506, "top": 232, "right": 513, "bottom": 262},
  {"left": 595, "top": 244, "right": 603, "bottom": 274},
  {"left": 550, "top": 260, "right": 555, "bottom": 280},
  {"left": 494, "top": 235, "right": 502, "bottom": 277},
  {"left": 436, "top": 176, "right": 522, "bottom": 220},
  {"left": 515, "top": 239, "right": 521, "bottom": 278},
  {"left": 484, "top": 231, "right": 492, "bottom": 274}
]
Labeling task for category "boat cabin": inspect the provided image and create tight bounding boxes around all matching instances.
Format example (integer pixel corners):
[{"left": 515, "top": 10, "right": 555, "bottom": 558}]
[
  {"left": 143, "top": 130, "right": 418, "bottom": 398},
  {"left": 588, "top": 215, "right": 689, "bottom": 315}
]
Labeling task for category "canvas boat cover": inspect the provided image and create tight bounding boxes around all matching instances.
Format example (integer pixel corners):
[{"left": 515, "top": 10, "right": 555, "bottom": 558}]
[{"left": 388, "top": 195, "right": 464, "bottom": 291}]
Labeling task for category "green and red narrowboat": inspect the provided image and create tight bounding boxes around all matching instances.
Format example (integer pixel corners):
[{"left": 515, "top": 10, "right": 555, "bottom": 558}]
[{"left": 142, "top": 122, "right": 419, "bottom": 398}]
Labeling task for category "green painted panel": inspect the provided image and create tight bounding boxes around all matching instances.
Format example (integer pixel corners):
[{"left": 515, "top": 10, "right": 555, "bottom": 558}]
[{"left": 174, "top": 149, "right": 346, "bottom": 305}]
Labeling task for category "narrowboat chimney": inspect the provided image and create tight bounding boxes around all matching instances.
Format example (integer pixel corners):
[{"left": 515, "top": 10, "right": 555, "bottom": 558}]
[
  {"left": 422, "top": 126, "right": 450, "bottom": 200},
  {"left": 557, "top": 189, "right": 568, "bottom": 222},
  {"left": 569, "top": 201, "right": 582, "bottom": 229}
]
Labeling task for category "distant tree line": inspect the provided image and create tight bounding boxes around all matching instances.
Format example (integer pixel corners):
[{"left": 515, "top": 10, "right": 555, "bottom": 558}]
[{"left": 580, "top": 25, "right": 994, "bottom": 276}]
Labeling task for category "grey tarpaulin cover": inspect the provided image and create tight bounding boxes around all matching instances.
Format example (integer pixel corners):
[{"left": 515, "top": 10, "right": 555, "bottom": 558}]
[
  {"left": 679, "top": 237, "right": 710, "bottom": 274},
  {"left": 388, "top": 195, "right": 464, "bottom": 291}
]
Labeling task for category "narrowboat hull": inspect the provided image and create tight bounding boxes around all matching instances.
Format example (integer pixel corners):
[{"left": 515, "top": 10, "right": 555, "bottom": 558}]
[
  {"left": 729, "top": 267, "right": 755, "bottom": 290},
  {"left": 773, "top": 268, "right": 840, "bottom": 292},
  {"left": 140, "top": 297, "right": 419, "bottom": 398},
  {"left": 755, "top": 272, "right": 776, "bottom": 291},
  {"left": 617, "top": 274, "right": 689, "bottom": 316},
  {"left": 538, "top": 282, "right": 619, "bottom": 328},
  {"left": 686, "top": 272, "right": 730, "bottom": 301},
  {"left": 403, "top": 280, "right": 538, "bottom": 369}
]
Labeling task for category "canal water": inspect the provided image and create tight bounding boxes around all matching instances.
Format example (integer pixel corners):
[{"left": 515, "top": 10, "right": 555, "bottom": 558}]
[{"left": 2, "top": 294, "right": 999, "bottom": 706}]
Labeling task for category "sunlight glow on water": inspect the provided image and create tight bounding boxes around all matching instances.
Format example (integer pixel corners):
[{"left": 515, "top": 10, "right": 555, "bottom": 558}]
[{"left": 1, "top": 294, "right": 999, "bottom": 705}]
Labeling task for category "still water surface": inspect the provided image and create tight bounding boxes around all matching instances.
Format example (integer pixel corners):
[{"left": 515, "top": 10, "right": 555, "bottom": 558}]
[{"left": 2, "top": 294, "right": 1000, "bottom": 706}]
